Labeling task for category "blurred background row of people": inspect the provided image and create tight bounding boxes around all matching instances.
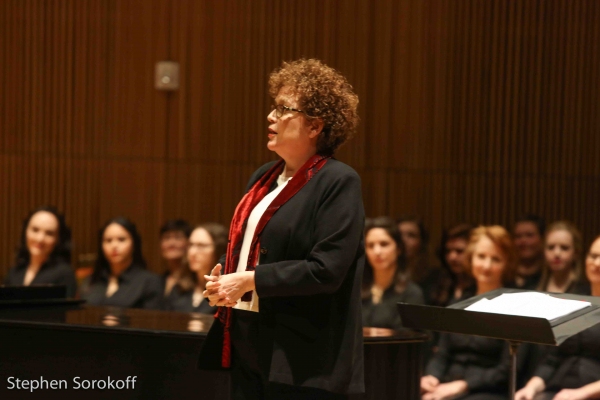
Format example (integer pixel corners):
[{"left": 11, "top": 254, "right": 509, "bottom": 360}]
[
  {"left": 3, "top": 207, "right": 595, "bottom": 317},
  {"left": 360, "top": 215, "right": 599, "bottom": 400},
  {"left": 3, "top": 206, "right": 600, "bottom": 399},
  {"left": 2, "top": 206, "right": 228, "bottom": 314}
]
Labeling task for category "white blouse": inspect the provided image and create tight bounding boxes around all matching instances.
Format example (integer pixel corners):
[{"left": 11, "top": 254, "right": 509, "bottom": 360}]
[{"left": 234, "top": 173, "right": 291, "bottom": 312}]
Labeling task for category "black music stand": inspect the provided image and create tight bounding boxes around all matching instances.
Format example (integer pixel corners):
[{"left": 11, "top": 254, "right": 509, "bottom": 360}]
[{"left": 397, "top": 288, "right": 600, "bottom": 399}]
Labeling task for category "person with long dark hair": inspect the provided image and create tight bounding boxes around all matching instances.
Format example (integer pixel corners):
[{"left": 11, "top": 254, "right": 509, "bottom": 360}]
[
  {"left": 537, "top": 221, "right": 585, "bottom": 294},
  {"left": 82, "top": 217, "right": 162, "bottom": 309},
  {"left": 397, "top": 215, "right": 447, "bottom": 306},
  {"left": 436, "top": 223, "right": 475, "bottom": 306},
  {"left": 4, "top": 206, "right": 77, "bottom": 297},
  {"left": 164, "top": 223, "right": 227, "bottom": 314},
  {"left": 362, "top": 216, "right": 424, "bottom": 330}
]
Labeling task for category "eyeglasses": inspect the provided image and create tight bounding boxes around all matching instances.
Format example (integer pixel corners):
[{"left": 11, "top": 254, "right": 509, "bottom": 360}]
[
  {"left": 189, "top": 242, "right": 214, "bottom": 251},
  {"left": 270, "top": 104, "right": 313, "bottom": 119}
]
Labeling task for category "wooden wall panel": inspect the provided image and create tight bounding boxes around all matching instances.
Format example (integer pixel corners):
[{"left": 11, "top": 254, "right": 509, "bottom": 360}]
[
  {"left": 1, "top": 0, "right": 600, "bottom": 279},
  {"left": 0, "top": 0, "right": 171, "bottom": 273}
]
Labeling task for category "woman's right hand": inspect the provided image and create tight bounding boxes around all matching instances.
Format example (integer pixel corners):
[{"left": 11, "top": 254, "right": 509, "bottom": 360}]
[
  {"left": 203, "top": 264, "right": 236, "bottom": 307},
  {"left": 514, "top": 377, "right": 545, "bottom": 400},
  {"left": 421, "top": 375, "right": 439, "bottom": 394},
  {"left": 204, "top": 264, "right": 222, "bottom": 284},
  {"left": 514, "top": 387, "right": 537, "bottom": 400}
]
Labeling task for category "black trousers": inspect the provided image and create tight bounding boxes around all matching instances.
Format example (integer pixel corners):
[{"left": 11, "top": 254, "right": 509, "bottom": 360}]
[{"left": 230, "top": 309, "right": 348, "bottom": 400}]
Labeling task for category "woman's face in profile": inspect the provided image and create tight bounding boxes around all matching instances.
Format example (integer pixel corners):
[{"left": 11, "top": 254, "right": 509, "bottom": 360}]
[
  {"left": 544, "top": 230, "right": 576, "bottom": 273},
  {"left": 266, "top": 87, "right": 317, "bottom": 160},
  {"left": 398, "top": 222, "right": 421, "bottom": 260},
  {"left": 586, "top": 238, "right": 600, "bottom": 285},
  {"left": 445, "top": 237, "right": 468, "bottom": 275},
  {"left": 26, "top": 211, "right": 59, "bottom": 261},
  {"left": 187, "top": 228, "right": 215, "bottom": 276},
  {"left": 102, "top": 223, "right": 134, "bottom": 267},
  {"left": 365, "top": 228, "right": 400, "bottom": 271},
  {"left": 513, "top": 222, "right": 543, "bottom": 261},
  {"left": 471, "top": 236, "right": 506, "bottom": 286}
]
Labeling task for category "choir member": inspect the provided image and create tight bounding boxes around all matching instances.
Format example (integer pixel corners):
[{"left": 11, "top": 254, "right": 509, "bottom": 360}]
[
  {"left": 362, "top": 216, "right": 424, "bottom": 330},
  {"left": 4, "top": 206, "right": 77, "bottom": 297},
  {"left": 82, "top": 217, "right": 162, "bottom": 309}
]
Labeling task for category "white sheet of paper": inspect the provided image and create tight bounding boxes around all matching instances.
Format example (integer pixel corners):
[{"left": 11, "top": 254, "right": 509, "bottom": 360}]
[{"left": 465, "top": 292, "right": 591, "bottom": 320}]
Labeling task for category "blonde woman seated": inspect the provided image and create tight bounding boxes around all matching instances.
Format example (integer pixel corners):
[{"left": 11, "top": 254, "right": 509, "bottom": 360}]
[
  {"left": 515, "top": 235, "right": 600, "bottom": 400},
  {"left": 421, "top": 226, "right": 517, "bottom": 400},
  {"left": 164, "top": 223, "right": 227, "bottom": 314},
  {"left": 362, "top": 216, "right": 424, "bottom": 330}
]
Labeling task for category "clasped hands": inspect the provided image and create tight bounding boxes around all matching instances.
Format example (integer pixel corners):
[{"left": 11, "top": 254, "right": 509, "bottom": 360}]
[
  {"left": 203, "top": 264, "right": 256, "bottom": 307},
  {"left": 420, "top": 376, "right": 468, "bottom": 400},
  {"left": 515, "top": 387, "right": 591, "bottom": 400}
]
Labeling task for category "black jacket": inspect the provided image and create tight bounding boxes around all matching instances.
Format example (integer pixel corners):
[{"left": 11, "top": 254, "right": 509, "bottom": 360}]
[
  {"left": 4, "top": 261, "right": 77, "bottom": 298},
  {"left": 362, "top": 281, "right": 424, "bottom": 330},
  {"left": 536, "top": 321, "right": 600, "bottom": 390},
  {"left": 534, "top": 286, "right": 600, "bottom": 390},
  {"left": 425, "top": 290, "right": 511, "bottom": 394},
  {"left": 82, "top": 264, "right": 162, "bottom": 310},
  {"left": 425, "top": 332, "right": 510, "bottom": 393},
  {"left": 216, "top": 159, "right": 365, "bottom": 394}
]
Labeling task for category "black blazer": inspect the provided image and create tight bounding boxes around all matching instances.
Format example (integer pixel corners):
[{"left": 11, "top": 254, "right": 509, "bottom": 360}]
[
  {"left": 4, "top": 261, "right": 77, "bottom": 298},
  {"left": 82, "top": 264, "right": 163, "bottom": 310},
  {"left": 536, "top": 320, "right": 600, "bottom": 390},
  {"left": 213, "top": 159, "right": 365, "bottom": 394},
  {"left": 164, "top": 287, "right": 217, "bottom": 314},
  {"left": 425, "top": 332, "right": 510, "bottom": 394},
  {"left": 362, "top": 281, "right": 424, "bottom": 330},
  {"left": 425, "top": 290, "right": 513, "bottom": 394},
  {"left": 533, "top": 286, "right": 600, "bottom": 390}
]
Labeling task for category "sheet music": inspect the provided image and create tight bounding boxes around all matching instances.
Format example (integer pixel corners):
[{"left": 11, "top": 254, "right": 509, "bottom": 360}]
[{"left": 465, "top": 292, "right": 591, "bottom": 320}]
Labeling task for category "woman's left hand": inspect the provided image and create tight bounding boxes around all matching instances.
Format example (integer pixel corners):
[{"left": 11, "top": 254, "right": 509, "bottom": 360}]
[
  {"left": 205, "top": 271, "right": 255, "bottom": 307},
  {"left": 421, "top": 380, "right": 468, "bottom": 400}
]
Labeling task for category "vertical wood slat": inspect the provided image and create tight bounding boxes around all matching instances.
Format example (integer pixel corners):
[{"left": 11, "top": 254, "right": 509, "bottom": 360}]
[{"left": 1, "top": 0, "right": 599, "bottom": 276}]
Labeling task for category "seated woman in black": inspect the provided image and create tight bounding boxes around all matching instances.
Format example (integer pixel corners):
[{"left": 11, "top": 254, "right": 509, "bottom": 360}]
[
  {"left": 362, "top": 216, "right": 424, "bottom": 330},
  {"left": 518, "top": 221, "right": 587, "bottom": 384},
  {"left": 515, "top": 235, "right": 600, "bottom": 400},
  {"left": 537, "top": 221, "right": 585, "bottom": 294},
  {"left": 158, "top": 219, "right": 191, "bottom": 297},
  {"left": 513, "top": 214, "right": 546, "bottom": 290},
  {"left": 82, "top": 217, "right": 162, "bottom": 309},
  {"left": 436, "top": 223, "right": 475, "bottom": 307},
  {"left": 164, "top": 223, "right": 227, "bottom": 314},
  {"left": 397, "top": 215, "right": 448, "bottom": 306},
  {"left": 4, "top": 206, "right": 77, "bottom": 297},
  {"left": 421, "top": 225, "right": 518, "bottom": 400}
]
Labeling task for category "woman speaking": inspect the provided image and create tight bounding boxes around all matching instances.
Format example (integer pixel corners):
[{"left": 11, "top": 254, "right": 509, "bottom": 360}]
[{"left": 202, "top": 59, "right": 365, "bottom": 399}]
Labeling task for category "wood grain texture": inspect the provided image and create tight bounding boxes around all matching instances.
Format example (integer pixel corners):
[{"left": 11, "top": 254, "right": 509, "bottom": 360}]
[{"left": 1, "top": 0, "right": 599, "bottom": 278}]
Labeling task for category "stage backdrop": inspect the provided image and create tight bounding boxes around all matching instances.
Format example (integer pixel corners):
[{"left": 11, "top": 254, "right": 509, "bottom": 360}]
[{"left": 1, "top": 0, "right": 599, "bottom": 276}]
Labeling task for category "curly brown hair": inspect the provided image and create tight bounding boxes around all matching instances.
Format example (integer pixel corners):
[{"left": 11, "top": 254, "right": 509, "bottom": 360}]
[{"left": 268, "top": 58, "right": 359, "bottom": 156}]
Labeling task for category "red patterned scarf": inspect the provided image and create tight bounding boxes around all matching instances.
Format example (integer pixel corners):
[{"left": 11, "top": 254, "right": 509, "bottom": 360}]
[{"left": 215, "top": 154, "right": 330, "bottom": 367}]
